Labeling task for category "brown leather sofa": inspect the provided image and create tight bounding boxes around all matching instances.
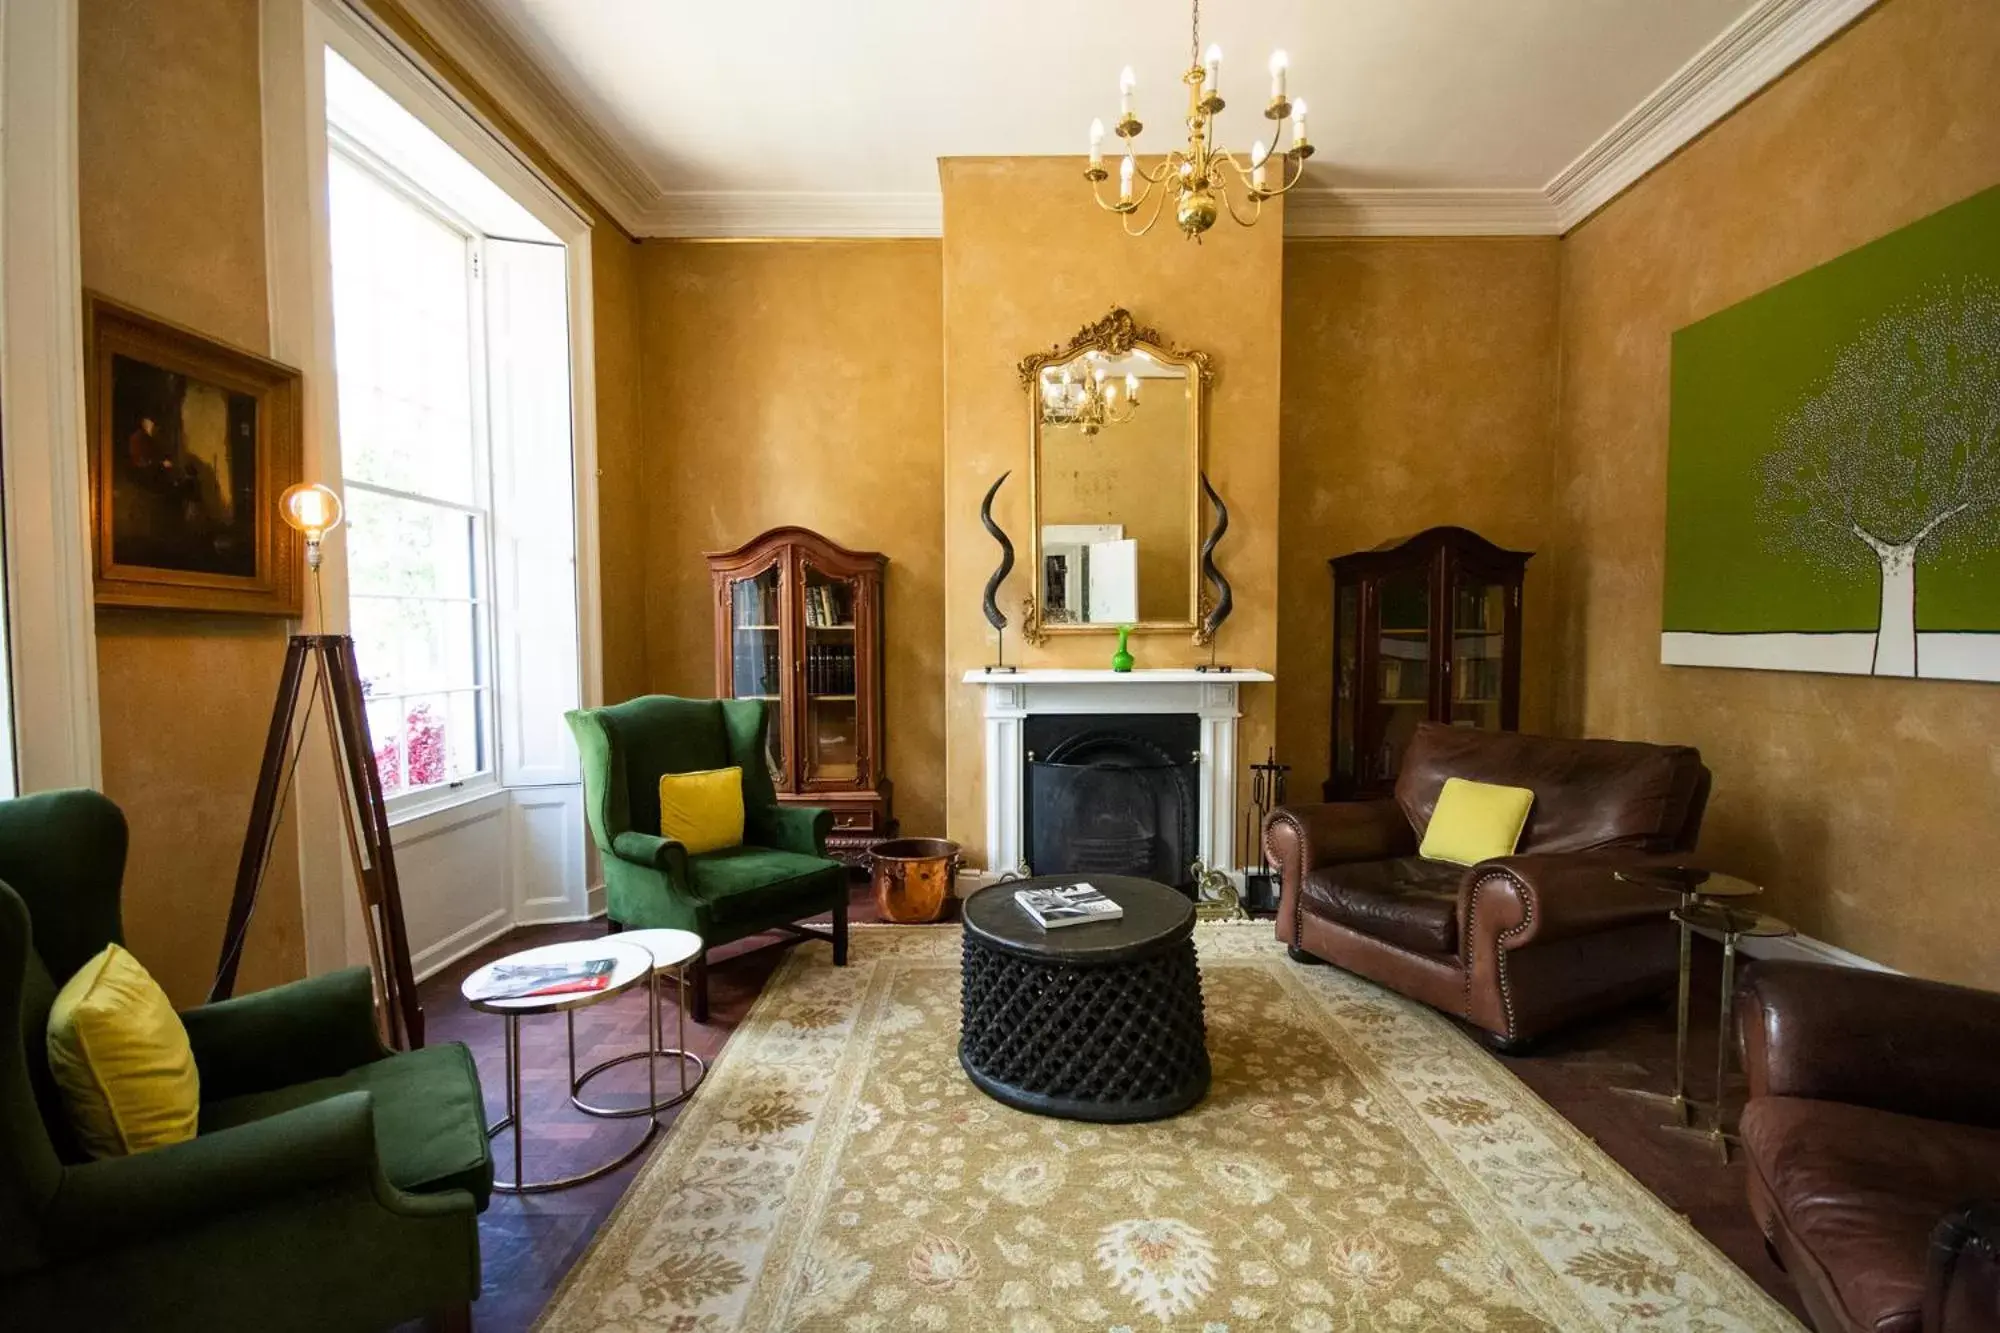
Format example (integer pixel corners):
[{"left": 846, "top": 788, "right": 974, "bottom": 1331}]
[
  {"left": 1265, "top": 722, "right": 1710, "bottom": 1047},
  {"left": 1737, "top": 962, "right": 2000, "bottom": 1333}
]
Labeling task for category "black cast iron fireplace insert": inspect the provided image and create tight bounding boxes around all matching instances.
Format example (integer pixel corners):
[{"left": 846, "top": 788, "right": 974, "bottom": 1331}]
[{"left": 1023, "top": 713, "right": 1199, "bottom": 893}]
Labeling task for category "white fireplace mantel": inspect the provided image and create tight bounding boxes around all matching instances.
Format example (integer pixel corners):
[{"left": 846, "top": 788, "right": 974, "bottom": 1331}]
[{"left": 961, "top": 667, "right": 1274, "bottom": 883}]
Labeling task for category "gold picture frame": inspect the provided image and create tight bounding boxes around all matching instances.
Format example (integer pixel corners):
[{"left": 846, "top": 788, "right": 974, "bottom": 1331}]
[
  {"left": 1018, "top": 306, "right": 1212, "bottom": 644},
  {"left": 85, "top": 294, "right": 303, "bottom": 616}
]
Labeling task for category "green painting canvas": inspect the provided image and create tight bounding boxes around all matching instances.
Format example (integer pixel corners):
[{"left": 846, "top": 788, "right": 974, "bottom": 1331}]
[{"left": 1663, "top": 184, "right": 2000, "bottom": 681}]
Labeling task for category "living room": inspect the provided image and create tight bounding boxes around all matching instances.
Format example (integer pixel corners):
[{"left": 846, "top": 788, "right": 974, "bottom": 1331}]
[{"left": 2, "top": 0, "right": 1995, "bottom": 1329}]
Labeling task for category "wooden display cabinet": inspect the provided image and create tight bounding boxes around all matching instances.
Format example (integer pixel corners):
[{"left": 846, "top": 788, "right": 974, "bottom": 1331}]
[
  {"left": 1325, "top": 526, "right": 1530, "bottom": 800},
  {"left": 707, "top": 526, "right": 894, "bottom": 861}
]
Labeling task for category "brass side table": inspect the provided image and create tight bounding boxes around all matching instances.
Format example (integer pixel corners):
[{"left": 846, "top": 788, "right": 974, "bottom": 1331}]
[
  {"left": 1663, "top": 900, "right": 1795, "bottom": 1162},
  {"left": 1611, "top": 867, "right": 1763, "bottom": 1130},
  {"left": 462, "top": 938, "right": 660, "bottom": 1194}
]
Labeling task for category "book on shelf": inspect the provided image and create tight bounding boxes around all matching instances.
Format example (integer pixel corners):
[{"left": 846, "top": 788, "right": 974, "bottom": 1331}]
[
  {"left": 1015, "top": 882, "right": 1124, "bottom": 930},
  {"left": 466, "top": 957, "right": 619, "bottom": 1002}
]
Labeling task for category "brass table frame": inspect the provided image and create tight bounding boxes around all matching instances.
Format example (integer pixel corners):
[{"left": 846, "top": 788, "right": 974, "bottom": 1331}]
[
  {"left": 1657, "top": 901, "right": 1796, "bottom": 1163},
  {"left": 1611, "top": 868, "right": 1765, "bottom": 1140},
  {"left": 470, "top": 940, "right": 659, "bottom": 1194},
  {"left": 570, "top": 931, "right": 708, "bottom": 1119}
]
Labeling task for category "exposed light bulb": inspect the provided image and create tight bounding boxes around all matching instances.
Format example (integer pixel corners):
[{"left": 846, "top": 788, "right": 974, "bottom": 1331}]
[
  {"left": 1251, "top": 139, "right": 1269, "bottom": 190},
  {"left": 1119, "top": 65, "right": 1137, "bottom": 118},
  {"left": 1204, "top": 44, "right": 1221, "bottom": 93},
  {"left": 1269, "top": 50, "right": 1288, "bottom": 100},
  {"left": 1089, "top": 117, "right": 1105, "bottom": 168},
  {"left": 1292, "top": 97, "right": 1309, "bottom": 149},
  {"left": 1120, "top": 152, "right": 1135, "bottom": 201}
]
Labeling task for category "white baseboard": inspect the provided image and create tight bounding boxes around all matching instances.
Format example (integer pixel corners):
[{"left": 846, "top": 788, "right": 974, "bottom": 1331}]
[
  {"left": 1702, "top": 926, "right": 1896, "bottom": 973},
  {"left": 410, "top": 907, "right": 514, "bottom": 983}
]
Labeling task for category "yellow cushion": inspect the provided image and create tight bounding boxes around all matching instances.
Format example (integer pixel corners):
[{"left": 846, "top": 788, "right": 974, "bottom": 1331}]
[
  {"left": 46, "top": 943, "right": 200, "bottom": 1158},
  {"left": 1418, "top": 777, "right": 1536, "bottom": 866},
  {"left": 658, "top": 766, "right": 746, "bottom": 855}
]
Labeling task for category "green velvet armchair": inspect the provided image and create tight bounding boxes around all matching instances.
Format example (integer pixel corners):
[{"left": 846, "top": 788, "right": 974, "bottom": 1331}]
[
  {"left": 565, "top": 695, "right": 848, "bottom": 1021},
  {"left": 0, "top": 789, "right": 491, "bottom": 1332}
]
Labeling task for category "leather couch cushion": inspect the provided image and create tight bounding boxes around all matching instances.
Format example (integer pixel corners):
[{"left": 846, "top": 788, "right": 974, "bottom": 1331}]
[
  {"left": 1301, "top": 857, "right": 1461, "bottom": 955},
  {"left": 1395, "top": 722, "right": 1706, "bottom": 856},
  {"left": 1740, "top": 1095, "right": 2000, "bottom": 1333}
]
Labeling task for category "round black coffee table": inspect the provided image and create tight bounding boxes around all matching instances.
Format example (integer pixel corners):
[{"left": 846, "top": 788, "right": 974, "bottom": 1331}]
[{"left": 958, "top": 874, "right": 1209, "bottom": 1123}]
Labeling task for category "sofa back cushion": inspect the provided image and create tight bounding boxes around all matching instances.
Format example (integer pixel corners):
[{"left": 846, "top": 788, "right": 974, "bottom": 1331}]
[{"left": 1395, "top": 723, "right": 1707, "bottom": 855}]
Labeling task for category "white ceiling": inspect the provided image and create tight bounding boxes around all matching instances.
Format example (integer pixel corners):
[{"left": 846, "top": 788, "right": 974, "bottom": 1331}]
[{"left": 418, "top": 0, "right": 1875, "bottom": 235}]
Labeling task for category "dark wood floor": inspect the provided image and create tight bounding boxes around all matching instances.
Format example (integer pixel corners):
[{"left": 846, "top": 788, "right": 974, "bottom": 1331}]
[{"left": 417, "top": 885, "right": 1803, "bottom": 1331}]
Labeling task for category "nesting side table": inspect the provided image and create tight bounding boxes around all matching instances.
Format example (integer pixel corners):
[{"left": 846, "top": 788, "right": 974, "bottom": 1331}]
[
  {"left": 573, "top": 928, "right": 708, "bottom": 1118},
  {"left": 462, "top": 938, "right": 658, "bottom": 1194}
]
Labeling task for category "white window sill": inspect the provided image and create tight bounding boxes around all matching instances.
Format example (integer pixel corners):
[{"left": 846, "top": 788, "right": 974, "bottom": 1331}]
[{"left": 387, "top": 778, "right": 504, "bottom": 839}]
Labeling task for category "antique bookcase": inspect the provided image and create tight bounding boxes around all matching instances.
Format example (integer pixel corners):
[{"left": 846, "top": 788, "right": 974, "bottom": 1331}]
[
  {"left": 707, "top": 526, "right": 894, "bottom": 861},
  {"left": 1325, "top": 526, "right": 1531, "bottom": 800}
]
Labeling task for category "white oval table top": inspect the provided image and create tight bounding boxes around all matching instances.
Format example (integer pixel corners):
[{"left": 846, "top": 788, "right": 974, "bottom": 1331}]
[
  {"left": 614, "top": 927, "right": 704, "bottom": 970},
  {"left": 462, "top": 938, "right": 653, "bottom": 1015}
]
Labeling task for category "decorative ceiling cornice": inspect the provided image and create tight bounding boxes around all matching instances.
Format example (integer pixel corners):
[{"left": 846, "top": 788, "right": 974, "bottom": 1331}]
[
  {"left": 1285, "top": 190, "right": 1559, "bottom": 239},
  {"left": 382, "top": 0, "right": 659, "bottom": 232},
  {"left": 1545, "top": 0, "right": 1881, "bottom": 232},
  {"left": 397, "top": 0, "right": 1879, "bottom": 240}
]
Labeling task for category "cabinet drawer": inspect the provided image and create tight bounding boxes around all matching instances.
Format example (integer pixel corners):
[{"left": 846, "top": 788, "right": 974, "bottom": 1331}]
[{"left": 830, "top": 810, "right": 874, "bottom": 832}]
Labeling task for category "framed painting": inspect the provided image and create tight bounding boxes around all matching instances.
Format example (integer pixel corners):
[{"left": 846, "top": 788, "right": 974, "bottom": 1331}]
[
  {"left": 1662, "top": 184, "right": 2000, "bottom": 681},
  {"left": 85, "top": 295, "right": 303, "bottom": 615}
]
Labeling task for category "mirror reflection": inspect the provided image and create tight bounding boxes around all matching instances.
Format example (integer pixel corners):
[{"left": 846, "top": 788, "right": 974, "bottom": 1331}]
[{"left": 1034, "top": 346, "right": 1197, "bottom": 628}]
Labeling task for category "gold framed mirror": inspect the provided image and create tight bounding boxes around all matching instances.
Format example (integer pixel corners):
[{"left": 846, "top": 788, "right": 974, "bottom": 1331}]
[{"left": 1018, "top": 307, "right": 1211, "bottom": 643}]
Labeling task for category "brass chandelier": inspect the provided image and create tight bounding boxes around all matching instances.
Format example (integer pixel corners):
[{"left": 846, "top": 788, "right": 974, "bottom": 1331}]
[
  {"left": 1085, "top": 0, "right": 1313, "bottom": 239},
  {"left": 1038, "top": 356, "right": 1141, "bottom": 436}
]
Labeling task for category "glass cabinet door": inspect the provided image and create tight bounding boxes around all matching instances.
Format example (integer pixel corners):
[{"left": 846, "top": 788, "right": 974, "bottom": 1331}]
[
  {"left": 1367, "top": 569, "right": 1431, "bottom": 785},
  {"left": 798, "top": 561, "right": 861, "bottom": 789},
  {"left": 1449, "top": 572, "right": 1508, "bottom": 730},
  {"left": 1333, "top": 582, "right": 1360, "bottom": 788},
  {"left": 726, "top": 563, "right": 785, "bottom": 780}
]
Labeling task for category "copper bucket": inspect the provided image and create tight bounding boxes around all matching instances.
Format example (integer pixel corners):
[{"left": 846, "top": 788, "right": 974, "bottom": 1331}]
[{"left": 868, "top": 837, "right": 961, "bottom": 924}]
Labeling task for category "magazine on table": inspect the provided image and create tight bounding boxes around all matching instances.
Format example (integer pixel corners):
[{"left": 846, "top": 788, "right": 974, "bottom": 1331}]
[
  {"left": 467, "top": 957, "right": 619, "bottom": 1002},
  {"left": 1015, "top": 882, "right": 1123, "bottom": 930}
]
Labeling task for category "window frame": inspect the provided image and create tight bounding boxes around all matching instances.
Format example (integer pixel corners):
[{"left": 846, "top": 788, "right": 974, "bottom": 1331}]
[{"left": 327, "top": 137, "right": 502, "bottom": 817}]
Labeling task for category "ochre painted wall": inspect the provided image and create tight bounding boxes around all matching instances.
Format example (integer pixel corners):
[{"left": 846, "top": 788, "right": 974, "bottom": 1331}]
[
  {"left": 635, "top": 241, "right": 948, "bottom": 838},
  {"left": 941, "top": 158, "right": 1284, "bottom": 867},
  {"left": 1550, "top": 0, "right": 2000, "bottom": 985},
  {"left": 1277, "top": 238, "right": 1563, "bottom": 797},
  {"left": 77, "top": 0, "right": 648, "bottom": 1002},
  {"left": 79, "top": 0, "right": 304, "bottom": 1005}
]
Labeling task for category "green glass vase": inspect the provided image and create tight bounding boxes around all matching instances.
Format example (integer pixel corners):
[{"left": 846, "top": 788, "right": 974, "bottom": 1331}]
[{"left": 1111, "top": 625, "right": 1135, "bottom": 672}]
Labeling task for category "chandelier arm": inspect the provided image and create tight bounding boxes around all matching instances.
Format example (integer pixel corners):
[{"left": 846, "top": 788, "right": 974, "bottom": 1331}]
[
  {"left": 1221, "top": 184, "right": 1263, "bottom": 228},
  {"left": 1255, "top": 151, "right": 1315, "bottom": 199},
  {"left": 1123, "top": 184, "right": 1170, "bottom": 237}
]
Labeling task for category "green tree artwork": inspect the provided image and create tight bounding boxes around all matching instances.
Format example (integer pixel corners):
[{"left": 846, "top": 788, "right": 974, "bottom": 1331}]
[{"left": 1664, "top": 184, "right": 2000, "bottom": 681}]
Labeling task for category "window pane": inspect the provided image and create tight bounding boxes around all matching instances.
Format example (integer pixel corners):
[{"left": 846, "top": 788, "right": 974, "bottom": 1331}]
[
  {"left": 344, "top": 488, "right": 478, "bottom": 601},
  {"left": 328, "top": 152, "right": 478, "bottom": 505},
  {"left": 367, "top": 698, "right": 407, "bottom": 798}
]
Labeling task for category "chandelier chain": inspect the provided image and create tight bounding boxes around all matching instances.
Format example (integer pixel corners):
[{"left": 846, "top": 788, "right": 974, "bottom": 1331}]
[{"left": 1190, "top": 0, "right": 1201, "bottom": 69}]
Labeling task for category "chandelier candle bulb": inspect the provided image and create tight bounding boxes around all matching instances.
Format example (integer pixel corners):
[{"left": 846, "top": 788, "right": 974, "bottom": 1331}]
[
  {"left": 1204, "top": 43, "right": 1221, "bottom": 94},
  {"left": 1292, "top": 98, "right": 1309, "bottom": 149},
  {"left": 1251, "top": 139, "right": 1268, "bottom": 191},
  {"left": 1270, "top": 50, "right": 1287, "bottom": 99},
  {"left": 1119, "top": 65, "right": 1136, "bottom": 117},
  {"left": 1125, "top": 372, "right": 1140, "bottom": 403},
  {"left": 1089, "top": 118, "right": 1105, "bottom": 168},
  {"left": 1120, "top": 152, "right": 1135, "bottom": 201}
]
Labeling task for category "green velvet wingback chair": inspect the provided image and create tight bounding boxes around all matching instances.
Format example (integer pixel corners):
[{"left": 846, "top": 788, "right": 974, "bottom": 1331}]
[
  {"left": 0, "top": 789, "right": 491, "bottom": 1332},
  {"left": 565, "top": 695, "right": 848, "bottom": 1021}
]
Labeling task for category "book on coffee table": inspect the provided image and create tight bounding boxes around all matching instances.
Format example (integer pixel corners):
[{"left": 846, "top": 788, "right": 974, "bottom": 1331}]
[
  {"left": 1015, "top": 882, "right": 1124, "bottom": 930},
  {"left": 467, "top": 957, "right": 619, "bottom": 1002}
]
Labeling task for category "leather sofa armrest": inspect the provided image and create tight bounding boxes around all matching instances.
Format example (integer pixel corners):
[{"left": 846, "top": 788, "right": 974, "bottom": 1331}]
[
  {"left": 1928, "top": 1202, "right": 2000, "bottom": 1333},
  {"left": 1264, "top": 800, "right": 1416, "bottom": 943},
  {"left": 1459, "top": 852, "right": 1673, "bottom": 955},
  {"left": 1737, "top": 961, "right": 2000, "bottom": 1126}
]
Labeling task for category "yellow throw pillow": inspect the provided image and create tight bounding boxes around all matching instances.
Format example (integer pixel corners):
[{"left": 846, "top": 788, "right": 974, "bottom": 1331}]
[
  {"left": 658, "top": 766, "right": 745, "bottom": 855},
  {"left": 1418, "top": 777, "right": 1536, "bottom": 866},
  {"left": 46, "top": 943, "right": 200, "bottom": 1158}
]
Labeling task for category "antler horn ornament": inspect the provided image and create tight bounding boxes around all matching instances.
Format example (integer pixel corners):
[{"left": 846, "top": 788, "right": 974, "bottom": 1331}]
[
  {"left": 1199, "top": 471, "right": 1233, "bottom": 641},
  {"left": 981, "top": 471, "right": 1014, "bottom": 632}
]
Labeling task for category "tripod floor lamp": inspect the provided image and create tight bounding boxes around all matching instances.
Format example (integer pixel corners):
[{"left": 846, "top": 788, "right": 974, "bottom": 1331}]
[{"left": 209, "top": 481, "right": 425, "bottom": 1050}]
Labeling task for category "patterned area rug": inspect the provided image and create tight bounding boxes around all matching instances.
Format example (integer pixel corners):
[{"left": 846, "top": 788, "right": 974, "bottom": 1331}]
[{"left": 536, "top": 925, "right": 1799, "bottom": 1332}]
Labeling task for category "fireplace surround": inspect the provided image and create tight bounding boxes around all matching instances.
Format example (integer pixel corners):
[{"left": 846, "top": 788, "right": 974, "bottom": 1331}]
[
  {"left": 962, "top": 668, "right": 1273, "bottom": 885},
  {"left": 1025, "top": 712, "right": 1199, "bottom": 889}
]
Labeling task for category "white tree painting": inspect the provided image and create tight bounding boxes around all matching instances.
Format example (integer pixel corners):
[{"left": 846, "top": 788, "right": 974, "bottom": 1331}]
[{"left": 1755, "top": 278, "right": 2000, "bottom": 677}]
